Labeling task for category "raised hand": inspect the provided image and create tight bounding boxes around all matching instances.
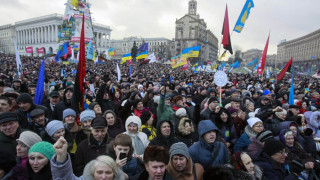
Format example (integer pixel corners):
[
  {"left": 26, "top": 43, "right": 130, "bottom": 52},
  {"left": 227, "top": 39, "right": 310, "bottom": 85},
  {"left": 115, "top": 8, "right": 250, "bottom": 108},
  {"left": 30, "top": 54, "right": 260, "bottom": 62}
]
[{"left": 53, "top": 136, "right": 68, "bottom": 162}]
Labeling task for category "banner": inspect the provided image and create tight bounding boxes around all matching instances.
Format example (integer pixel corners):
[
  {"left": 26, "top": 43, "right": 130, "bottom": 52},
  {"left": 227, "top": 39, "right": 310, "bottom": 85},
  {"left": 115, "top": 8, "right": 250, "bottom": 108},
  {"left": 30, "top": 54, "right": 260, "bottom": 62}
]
[
  {"left": 171, "top": 54, "right": 187, "bottom": 68},
  {"left": 25, "top": 47, "right": 33, "bottom": 53},
  {"left": 86, "top": 40, "right": 94, "bottom": 59},
  {"left": 70, "top": 14, "right": 94, "bottom": 42},
  {"left": 37, "top": 47, "right": 44, "bottom": 54}
]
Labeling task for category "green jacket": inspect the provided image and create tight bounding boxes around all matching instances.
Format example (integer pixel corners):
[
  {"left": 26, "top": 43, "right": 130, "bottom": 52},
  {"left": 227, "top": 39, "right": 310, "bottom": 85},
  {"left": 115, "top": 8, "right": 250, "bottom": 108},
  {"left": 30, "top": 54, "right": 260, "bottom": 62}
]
[{"left": 157, "top": 94, "right": 174, "bottom": 121}]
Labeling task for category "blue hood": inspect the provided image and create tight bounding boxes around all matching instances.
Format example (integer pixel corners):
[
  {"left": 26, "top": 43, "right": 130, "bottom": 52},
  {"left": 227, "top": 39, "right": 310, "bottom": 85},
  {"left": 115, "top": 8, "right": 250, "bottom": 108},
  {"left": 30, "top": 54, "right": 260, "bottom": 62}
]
[{"left": 198, "top": 120, "right": 220, "bottom": 137}]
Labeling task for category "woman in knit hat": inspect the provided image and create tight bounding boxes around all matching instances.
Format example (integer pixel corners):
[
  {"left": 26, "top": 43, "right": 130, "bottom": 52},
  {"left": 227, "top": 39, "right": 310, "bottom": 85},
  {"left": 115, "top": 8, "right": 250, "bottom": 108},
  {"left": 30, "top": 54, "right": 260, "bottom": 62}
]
[
  {"left": 234, "top": 117, "right": 264, "bottom": 152},
  {"left": 76, "top": 109, "right": 96, "bottom": 144},
  {"left": 123, "top": 116, "right": 149, "bottom": 161},
  {"left": 247, "top": 130, "right": 273, "bottom": 161},
  {"left": 28, "top": 141, "right": 55, "bottom": 179},
  {"left": 16, "top": 131, "right": 42, "bottom": 167},
  {"left": 43, "top": 120, "right": 73, "bottom": 152},
  {"left": 166, "top": 142, "right": 204, "bottom": 180},
  {"left": 140, "top": 110, "right": 157, "bottom": 141},
  {"left": 229, "top": 151, "right": 263, "bottom": 180},
  {"left": 102, "top": 110, "right": 125, "bottom": 138}
]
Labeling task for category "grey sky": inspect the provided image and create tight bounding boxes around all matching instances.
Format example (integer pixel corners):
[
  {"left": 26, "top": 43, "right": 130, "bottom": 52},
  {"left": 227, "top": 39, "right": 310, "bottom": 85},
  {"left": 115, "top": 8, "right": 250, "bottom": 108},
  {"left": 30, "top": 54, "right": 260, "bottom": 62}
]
[{"left": 1, "top": 0, "right": 319, "bottom": 56}]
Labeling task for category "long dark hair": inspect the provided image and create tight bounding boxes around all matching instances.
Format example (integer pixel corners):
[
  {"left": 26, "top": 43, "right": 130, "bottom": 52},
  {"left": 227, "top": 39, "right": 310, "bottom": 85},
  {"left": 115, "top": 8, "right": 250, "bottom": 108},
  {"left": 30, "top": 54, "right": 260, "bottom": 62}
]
[{"left": 214, "top": 107, "right": 233, "bottom": 129}]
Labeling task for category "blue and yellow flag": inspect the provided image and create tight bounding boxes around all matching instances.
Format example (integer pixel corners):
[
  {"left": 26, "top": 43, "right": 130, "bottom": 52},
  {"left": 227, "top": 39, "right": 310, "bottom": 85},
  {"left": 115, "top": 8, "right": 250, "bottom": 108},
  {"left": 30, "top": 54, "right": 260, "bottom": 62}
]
[
  {"left": 233, "top": 0, "right": 254, "bottom": 33},
  {"left": 182, "top": 45, "right": 201, "bottom": 58},
  {"left": 136, "top": 51, "right": 148, "bottom": 60},
  {"left": 193, "top": 62, "right": 199, "bottom": 67},
  {"left": 108, "top": 48, "right": 115, "bottom": 56},
  {"left": 218, "top": 51, "right": 226, "bottom": 61},
  {"left": 122, "top": 53, "right": 132, "bottom": 61}
]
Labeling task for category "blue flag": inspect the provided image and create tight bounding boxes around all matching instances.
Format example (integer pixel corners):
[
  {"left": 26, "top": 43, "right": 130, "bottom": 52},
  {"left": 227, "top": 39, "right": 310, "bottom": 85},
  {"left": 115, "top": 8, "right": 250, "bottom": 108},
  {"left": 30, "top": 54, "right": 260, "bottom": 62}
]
[
  {"left": 289, "top": 67, "right": 295, "bottom": 105},
  {"left": 55, "top": 50, "right": 61, "bottom": 62},
  {"left": 248, "top": 58, "right": 258, "bottom": 66},
  {"left": 86, "top": 40, "right": 94, "bottom": 60},
  {"left": 34, "top": 60, "right": 45, "bottom": 105},
  {"left": 170, "top": 74, "right": 173, "bottom": 83},
  {"left": 234, "top": 0, "right": 254, "bottom": 33},
  {"left": 254, "top": 62, "right": 259, "bottom": 70},
  {"left": 220, "top": 62, "right": 226, "bottom": 69},
  {"left": 129, "top": 65, "right": 132, "bottom": 77},
  {"left": 61, "top": 42, "right": 69, "bottom": 56},
  {"left": 138, "top": 43, "right": 149, "bottom": 53}
]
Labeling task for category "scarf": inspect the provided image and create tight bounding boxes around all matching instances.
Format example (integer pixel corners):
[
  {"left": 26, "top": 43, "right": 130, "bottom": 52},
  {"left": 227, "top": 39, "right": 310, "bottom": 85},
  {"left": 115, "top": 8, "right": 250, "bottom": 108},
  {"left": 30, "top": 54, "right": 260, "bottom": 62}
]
[{"left": 128, "top": 133, "right": 145, "bottom": 155}]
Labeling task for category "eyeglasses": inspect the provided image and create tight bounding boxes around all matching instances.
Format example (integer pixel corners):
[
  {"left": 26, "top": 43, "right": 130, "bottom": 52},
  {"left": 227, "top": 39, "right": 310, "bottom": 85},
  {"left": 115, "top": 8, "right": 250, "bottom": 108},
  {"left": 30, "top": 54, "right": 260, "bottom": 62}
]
[{"left": 278, "top": 149, "right": 289, "bottom": 155}]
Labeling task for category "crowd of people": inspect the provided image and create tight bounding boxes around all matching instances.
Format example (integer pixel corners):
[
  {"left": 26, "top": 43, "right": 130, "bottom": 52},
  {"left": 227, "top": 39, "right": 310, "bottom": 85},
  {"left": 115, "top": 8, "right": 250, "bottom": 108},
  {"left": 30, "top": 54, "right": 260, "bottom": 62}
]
[{"left": 1, "top": 53, "right": 320, "bottom": 180}]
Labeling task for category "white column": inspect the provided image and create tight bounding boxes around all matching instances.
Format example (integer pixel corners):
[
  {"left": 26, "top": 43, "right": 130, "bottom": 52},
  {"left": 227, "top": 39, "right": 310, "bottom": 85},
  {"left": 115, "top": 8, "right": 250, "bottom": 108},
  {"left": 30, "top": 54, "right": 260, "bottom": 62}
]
[
  {"left": 52, "top": 25, "right": 54, "bottom": 42},
  {"left": 37, "top": 28, "right": 40, "bottom": 43},
  {"left": 100, "top": 33, "right": 103, "bottom": 47},
  {"left": 22, "top": 30, "right": 25, "bottom": 44},
  {"left": 44, "top": 26, "right": 47, "bottom": 42},
  {"left": 55, "top": 25, "right": 58, "bottom": 41},
  {"left": 96, "top": 32, "right": 99, "bottom": 47},
  {"left": 40, "top": 27, "right": 43, "bottom": 43},
  {"left": 24, "top": 30, "right": 27, "bottom": 44},
  {"left": 26, "top": 29, "right": 29, "bottom": 44},
  {"left": 31, "top": 29, "right": 34, "bottom": 44},
  {"left": 47, "top": 26, "right": 50, "bottom": 42},
  {"left": 16, "top": 31, "right": 19, "bottom": 45}
]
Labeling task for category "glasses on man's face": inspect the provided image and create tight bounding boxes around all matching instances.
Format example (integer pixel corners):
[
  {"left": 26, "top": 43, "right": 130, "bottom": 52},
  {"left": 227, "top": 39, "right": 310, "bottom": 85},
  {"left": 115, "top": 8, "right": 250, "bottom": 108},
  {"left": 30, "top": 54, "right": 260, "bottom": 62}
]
[{"left": 278, "top": 149, "right": 289, "bottom": 155}]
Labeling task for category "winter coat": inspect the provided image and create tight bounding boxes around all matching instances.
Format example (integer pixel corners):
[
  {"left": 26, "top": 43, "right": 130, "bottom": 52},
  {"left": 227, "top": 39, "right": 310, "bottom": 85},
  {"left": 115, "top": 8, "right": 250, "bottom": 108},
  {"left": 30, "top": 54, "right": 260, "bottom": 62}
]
[
  {"left": 233, "top": 116, "right": 247, "bottom": 138},
  {"left": 123, "top": 116, "right": 149, "bottom": 156},
  {"left": 42, "top": 127, "right": 74, "bottom": 152},
  {"left": 73, "top": 133, "right": 112, "bottom": 176},
  {"left": 247, "top": 136, "right": 264, "bottom": 161},
  {"left": 149, "top": 120, "right": 179, "bottom": 149},
  {"left": 234, "top": 125, "right": 257, "bottom": 152},
  {"left": 176, "top": 117, "right": 198, "bottom": 147},
  {"left": 108, "top": 117, "right": 126, "bottom": 138},
  {"left": 189, "top": 120, "right": 229, "bottom": 169},
  {"left": 309, "top": 111, "right": 320, "bottom": 135},
  {"left": 28, "top": 162, "right": 53, "bottom": 180},
  {"left": 96, "top": 84, "right": 118, "bottom": 115},
  {"left": 50, "top": 154, "right": 126, "bottom": 180},
  {"left": 16, "top": 104, "right": 47, "bottom": 129},
  {"left": 255, "top": 152, "right": 296, "bottom": 180},
  {"left": 0, "top": 127, "right": 24, "bottom": 154},
  {"left": 264, "top": 116, "right": 282, "bottom": 136},
  {"left": 279, "top": 121, "right": 317, "bottom": 154},
  {"left": 233, "top": 165, "right": 264, "bottom": 180},
  {"left": 192, "top": 94, "right": 206, "bottom": 106},
  {"left": 200, "top": 107, "right": 214, "bottom": 120},
  {"left": 27, "top": 118, "right": 49, "bottom": 138},
  {"left": 166, "top": 157, "right": 204, "bottom": 180},
  {"left": 157, "top": 94, "right": 175, "bottom": 121}
]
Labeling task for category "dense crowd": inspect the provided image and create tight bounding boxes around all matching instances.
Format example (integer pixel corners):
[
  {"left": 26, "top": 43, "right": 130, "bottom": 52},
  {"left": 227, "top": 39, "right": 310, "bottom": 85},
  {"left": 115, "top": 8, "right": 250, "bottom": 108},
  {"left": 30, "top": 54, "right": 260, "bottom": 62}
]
[{"left": 1, "top": 53, "right": 320, "bottom": 180}]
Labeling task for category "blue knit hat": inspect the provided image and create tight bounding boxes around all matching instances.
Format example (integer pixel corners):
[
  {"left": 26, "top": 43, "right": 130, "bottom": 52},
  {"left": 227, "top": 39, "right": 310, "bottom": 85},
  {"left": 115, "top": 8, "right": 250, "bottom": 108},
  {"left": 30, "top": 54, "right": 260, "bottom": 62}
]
[
  {"left": 63, "top": 108, "right": 76, "bottom": 120},
  {"left": 45, "top": 120, "right": 64, "bottom": 137},
  {"left": 80, "top": 110, "right": 96, "bottom": 123},
  {"left": 28, "top": 141, "right": 55, "bottom": 160},
  {"left": 264, "top": 89, "right": 271, "bottom": 95}
]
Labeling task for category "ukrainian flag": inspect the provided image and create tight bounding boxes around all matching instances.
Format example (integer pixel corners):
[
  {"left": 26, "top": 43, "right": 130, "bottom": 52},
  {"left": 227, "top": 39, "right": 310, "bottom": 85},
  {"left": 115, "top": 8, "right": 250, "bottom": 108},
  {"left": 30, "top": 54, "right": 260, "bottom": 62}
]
[
  {"left": 233, "top": 0, "right": 254, "bottom": 33},
  {"left": 136, "top": 51, "right": 148, "bottom": 60},
  {"left": 182, "top": 45, "right": 201, "bottom": 58},
  {"left": 122, "top": 53, "right": 132, "bottom": 61},
  {"left": 108, "top": 48, "right": 115, "bottom": 56},
  {"left": 193, "top": 62, "right": 199, "bottom": 67}
]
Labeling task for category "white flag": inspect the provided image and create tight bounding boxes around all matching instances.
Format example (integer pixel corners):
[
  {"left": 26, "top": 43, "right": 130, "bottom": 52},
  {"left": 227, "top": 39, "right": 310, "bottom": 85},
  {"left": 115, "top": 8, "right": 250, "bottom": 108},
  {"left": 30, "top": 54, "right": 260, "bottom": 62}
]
[
  {"left": 116, "top": 63, "right": 121, "bottom": 82},
  {"left": 105, "top": 50, "right": 111, "bottom": 60},
  {"left": 13, "top": 38, "right": 23, "bottom": 76},
  {"left": 94, "top": 56, "right": 99, "bottom": 64},
  {"left": 76, "top": 51, "right": 79, "bottom": 63},
  {"left": 148, "top": 53, "right": 156, "bottom": 63},
  {"left": 71, "top": 48, "right": 75, "bottom": 60}
]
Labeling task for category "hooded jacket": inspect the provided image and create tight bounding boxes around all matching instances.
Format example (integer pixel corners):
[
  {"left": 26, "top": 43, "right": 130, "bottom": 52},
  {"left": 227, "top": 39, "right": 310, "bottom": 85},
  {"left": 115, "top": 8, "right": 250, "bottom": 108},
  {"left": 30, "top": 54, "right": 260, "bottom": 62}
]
[
  {"left": 52, "top": 87, "right": 73, "bottom": 121},
  {"left": 176, "top": 118, "right": 198, "bottom": 147},
  {"left": 149, "top": 120, "right": 179, "bottom": 149},
  {"left": 189, "top": 120, "right": 229, "bottom": 169}
]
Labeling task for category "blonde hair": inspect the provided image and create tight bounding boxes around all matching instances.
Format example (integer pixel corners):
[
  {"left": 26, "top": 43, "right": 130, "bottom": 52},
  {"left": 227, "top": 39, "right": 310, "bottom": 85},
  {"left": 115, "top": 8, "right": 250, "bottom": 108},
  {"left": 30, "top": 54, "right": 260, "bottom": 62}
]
[{"left": 89, "top": 155, "right": 119, "bottom": 177}]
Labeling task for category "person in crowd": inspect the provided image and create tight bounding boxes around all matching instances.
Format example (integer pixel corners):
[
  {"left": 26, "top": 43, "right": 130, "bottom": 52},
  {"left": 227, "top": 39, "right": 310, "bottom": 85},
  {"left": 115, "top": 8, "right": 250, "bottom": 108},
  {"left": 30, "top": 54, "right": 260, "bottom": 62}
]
[
  {"left": 2, "top": 88, "right": 20, "bottom": 112},
  {"left": 28, "top": 108, "right": 49, "bottom": 138},
  {"left": 0, "top": 111, "right": 24, "bottom": 153},
  {"left": 166, "top": 142, "right": 204, "bottom": 179},
  {"left": 107, "top": 134, "right": 142, "bottom": 177},
  {"left": 265, "top": 109, "right": 287, "bottom": 136},
  {"left": 140, "top": 110, "right": 157, "bottom": 141},
  {"left": 27, "top": 141, "right": 55, "bottom": 179},
  {"left": 189, "top": 120, "right": 229, "bottom": 169},
  {"left": 200, "top": 97, "right": 219, "bottom": 120},
  {"left": 51, "top": 136, "right": 127, "bottom": 180},
  {"left": 132, "top": 145, "right": 174, "bottom": 180},
  {"left": 157, "top": 86, "right": 175, "bottom": 121},
  {"left": 16, "top": 131, "right": 42, "bottom": 167},
  {"left": 0, "top": 149, "right": 17, "bottom": 179},
  {"left": 176, "top": 117, "right": 198, "bottom": 147},
  {"left": 254, "top": 139, "right": 296, "bottom": 180},
  {"left": 103, "top": 110, "right": 125, "bottom": 138},
  {"left": 285, "top": 105, "right": 301, "bottom": 121},
  {"left": 44, "top": 120, "right": 73, "bottom": 151},
  {"left": 96, "top": 83, "right": 118, "bottom": 115},
  {"left": 0, "top": 95, "right": 12, "bottom": 114},
  {"left": 213, "top": 107, "right": 238, "bottom": 150},
  {"left": 247, "top": 130, "right": 274, "bottom": 160},
  {"left": 16, "top": 93, "right": 47, "bottom": 129},
  {"left": 171, "top": 108, "right": 188, "bottom": 134},
  {"left": 229, "top": 151, "right": 264, "bottom": 180},
  {"left": 52, "top": 87, "right": 73, "bottom": 121},
  {"left": 44, "top": 91, "right": 60, "bottom": 119},
  {"left": 234, "top": 117, "right": 264, "bottom": 152},
  {"left": 123, "top": 115, "right": 149, "bottom": 160},
  {"left": 74, "top": 116, "right": 112, "bottom": 176},
  {"left": 149, "top": 119, "right": 179, "bottom": 149},
  {"left": 77, "top": 109, "right": 96, "bottom": 143},
  {"left": 89, "top": 102, "right": 103, "bottom": 117}
]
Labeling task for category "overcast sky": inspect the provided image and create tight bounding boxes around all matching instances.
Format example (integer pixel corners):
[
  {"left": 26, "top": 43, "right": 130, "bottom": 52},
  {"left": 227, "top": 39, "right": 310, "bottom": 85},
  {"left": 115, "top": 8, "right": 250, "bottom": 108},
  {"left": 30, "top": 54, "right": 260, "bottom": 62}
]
[{"left": 1, "top": 0, "right": 320, "bottom": 55}]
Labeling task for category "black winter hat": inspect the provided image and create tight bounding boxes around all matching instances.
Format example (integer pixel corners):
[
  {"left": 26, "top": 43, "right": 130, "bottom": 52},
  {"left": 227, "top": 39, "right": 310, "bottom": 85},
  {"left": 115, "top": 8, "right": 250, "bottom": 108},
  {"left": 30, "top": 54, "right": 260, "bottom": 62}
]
[
  {"left": 30, "top": 109, "right": 45, "bottom": 118},
  {"left": 0, "top": 112, "right": 18, "bottom": 124},
  {"left": 263, "top": 139, "right": 286, "bottom": 156},
  {"left": 140, "top": 111, "right": 152, "bottom": 125},
  {"left": 91, "top": 117, "right": 108, "bottom": 128},
  {"left": 89, "top": 102, "right": 99, "bottom": 110},
  {"left": 16, "top": 93, "right": 33, "bottom": 104}
]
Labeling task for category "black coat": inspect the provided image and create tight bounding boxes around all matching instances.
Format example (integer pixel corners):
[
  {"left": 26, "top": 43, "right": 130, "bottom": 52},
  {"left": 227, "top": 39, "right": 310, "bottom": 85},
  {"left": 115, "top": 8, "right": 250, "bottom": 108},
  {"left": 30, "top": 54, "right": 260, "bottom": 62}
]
[
  {"left": 107, "top": 117, "right": 125, "bottom": 138},
  {"left": 73, "top": 133, "right": 112, "bottom": 176},
  {"left": 149, "top": 120, "right": 179, "bottom": 149},
  {"left": 16, "top": 104, "right": 47, "bottom": 129}
]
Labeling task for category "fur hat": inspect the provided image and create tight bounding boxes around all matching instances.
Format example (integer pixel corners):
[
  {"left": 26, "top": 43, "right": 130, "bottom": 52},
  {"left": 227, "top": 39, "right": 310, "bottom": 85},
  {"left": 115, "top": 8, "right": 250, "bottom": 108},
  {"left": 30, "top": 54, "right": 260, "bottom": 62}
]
[
  {"left": 263, "top": 139, "right": 285, "bottom": 156},
  {"left": 140, "top": 111, "right": 152, "bottom": 125}
]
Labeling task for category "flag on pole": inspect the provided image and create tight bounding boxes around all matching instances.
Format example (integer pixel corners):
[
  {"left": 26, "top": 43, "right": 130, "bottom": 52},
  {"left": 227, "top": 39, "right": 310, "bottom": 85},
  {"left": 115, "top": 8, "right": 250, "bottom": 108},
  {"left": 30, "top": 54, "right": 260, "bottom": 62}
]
[
  {"left": 289, "top": 67, "right": 295, "bottom": 105},
  {"left": 108, "top": 48, "right": 115, "bottom": 56},
  {"left": 71, "top": 0, "right": 79, "bottom": 9},
  {"left": 233, "top": 0, "right": 255, "bottom": 33},
  {"left": 13, "top": 38, "right": 23, "bottom": 75},
  {"left": 94, "top": 55, "right": 99, "bottom": 64},
  {"left": 257, "top": 33, "right": 270, "bottom": 75},
  {"left": 71, "top": 48, "right": 75, "bottom": 60},
  {"left": 86, "top": 40, "right": 94, "bottom": 60},
  {"left": 148, "top": 53, "right": 157, "bottom": 63},
  {"left": 221, "top": 4, "right": 233, "bottom": 54},
  {"left": 117, "top": 63, "right": 121, "bottom": 82},
  {"left": 72, "top": 14, "right": 86, "bottom": 120},
  {"left": 276, "top": 58, "right": 292, "bottom": 81},
  {"left": 129, "top": 65, "right": 132, "bottom": 77},
  {"left": 266, "top": 66, "right": 270, "bottom": 79},
  {"left": 247, "top": 58, "right": 258, "bottom": 66},
  {"left": 218, "top": 51, "right": 226, "bottom": 61},
  {"left": 34, "top": 60, "right": 45, "bottom": 105}
]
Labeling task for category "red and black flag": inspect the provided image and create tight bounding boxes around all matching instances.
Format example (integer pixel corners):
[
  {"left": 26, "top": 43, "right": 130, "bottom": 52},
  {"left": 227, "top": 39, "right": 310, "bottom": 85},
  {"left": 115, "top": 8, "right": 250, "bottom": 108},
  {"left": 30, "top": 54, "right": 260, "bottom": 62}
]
[
  {"left": 221, "top": 4, "right": 233, "bottom": 54},
  {"left": 138, "top": 59, "right": 149, "bottom": 67},
  {"left": 72, "top": 14, "right": 86, "bottom": 123},
  {"left": 277, "top": 58, "right": 292, "bottom": 81}
]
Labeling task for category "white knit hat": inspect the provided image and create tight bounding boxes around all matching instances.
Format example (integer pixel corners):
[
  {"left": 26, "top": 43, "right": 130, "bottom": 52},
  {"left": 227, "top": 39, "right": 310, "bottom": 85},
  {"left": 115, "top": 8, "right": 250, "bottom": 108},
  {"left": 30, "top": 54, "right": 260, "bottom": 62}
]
[
  {"left": 247, "top": 117, "right": 262, "bottom": 128},
  {"left": 16, "top": 131, "right": 42, "bottom": 148},
  {"left": 176, "top": 108, "right": 187, "bottom": 117}
]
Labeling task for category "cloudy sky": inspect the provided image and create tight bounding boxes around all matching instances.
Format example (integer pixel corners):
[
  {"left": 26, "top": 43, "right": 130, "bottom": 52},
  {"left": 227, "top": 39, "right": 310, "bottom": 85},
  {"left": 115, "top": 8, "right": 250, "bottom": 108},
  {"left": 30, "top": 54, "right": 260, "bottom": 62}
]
[{"left": 1, "top": 0, "right": 320, "bottom": 55}]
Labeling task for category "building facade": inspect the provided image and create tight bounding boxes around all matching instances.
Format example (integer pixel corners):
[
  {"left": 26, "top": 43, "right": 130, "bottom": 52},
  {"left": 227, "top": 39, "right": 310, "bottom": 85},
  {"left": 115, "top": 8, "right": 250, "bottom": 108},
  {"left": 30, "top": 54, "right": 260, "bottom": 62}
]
[
  {"left": 0, "top": 13, "right": 111, "bottom": 56},
  {"left": 241, "top": 48, "right": 262, "bottom": 64},
  {"left": 174, "top": 0, "right": 218, "bottom": 62},
  {"left": 277, "top": 29, "right": 320, "bottom": 66}
]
